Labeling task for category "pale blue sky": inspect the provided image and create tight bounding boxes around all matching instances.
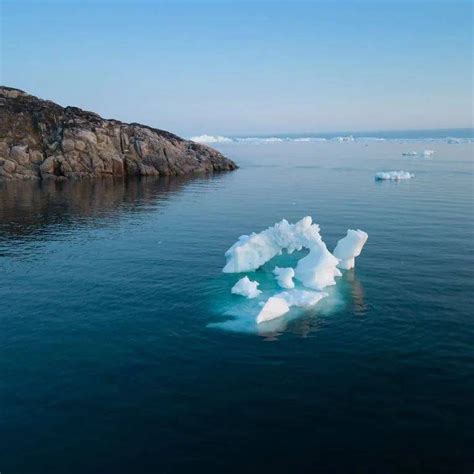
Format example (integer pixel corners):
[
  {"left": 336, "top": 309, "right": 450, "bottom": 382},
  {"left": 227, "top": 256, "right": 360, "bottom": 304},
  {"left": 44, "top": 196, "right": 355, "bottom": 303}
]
[{"left": 1, "top": 0, "right": 472, "bottom": 136}]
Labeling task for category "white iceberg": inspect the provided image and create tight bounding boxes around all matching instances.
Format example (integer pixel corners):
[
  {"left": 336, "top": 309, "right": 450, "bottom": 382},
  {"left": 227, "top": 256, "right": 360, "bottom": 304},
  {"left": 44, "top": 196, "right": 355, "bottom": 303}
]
[
  {"left": 221, "top": 217, "right": 369, "bottom": 327},
  {"left": 231, "top": 276, "right": 261, "bottom": 299},
  {"left": 334, "top": 135, "right": 354, "bottom": 142},
  {"left": 223, "top": 216, "right": 323, "bottom": 273},
  {"left": 256, "top": 289, "right": 328, "bottom": 323},
  {"left": 273, "top": 266, "right": 295, "bottom": 289},
  {"left": 402, "top": 151, "right": 418, "bottom": 156},
  {"left": 422, "top": 149, "right": 435, "bottom": 156},
  {"left": 333, "top": 229, "right": 368, "bottom": 270},
  {"left": 375, "top": 171, "right": 414, "bottom": 181},
  {"left": 294, "top": 244, "right": 341, "bottom": 290},
  {"left": 189, "top": 134, "right": 233, "bottom": 144}
]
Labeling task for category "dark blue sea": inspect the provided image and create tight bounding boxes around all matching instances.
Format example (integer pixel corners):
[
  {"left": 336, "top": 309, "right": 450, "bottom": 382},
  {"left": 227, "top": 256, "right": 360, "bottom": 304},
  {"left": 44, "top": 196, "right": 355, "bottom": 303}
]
[{"left": 1, "top": 136, "right": 473, "bottom": 473}]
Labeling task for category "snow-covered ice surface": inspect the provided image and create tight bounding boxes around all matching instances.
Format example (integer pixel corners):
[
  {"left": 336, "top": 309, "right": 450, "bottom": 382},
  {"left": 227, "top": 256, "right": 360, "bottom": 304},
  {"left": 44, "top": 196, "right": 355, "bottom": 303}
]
[
  {"left": 231, "top": 276, "right": 261, "bottom": 298},
  {"left": 222, "top": 216, "right": 323, "bottom": 273},
  {"left": 256, "top": 289, "right": 328, "bottom": 323},
  {"left": 212, "top": 217, "right": 368, "bottom": 333},
  {"left": 375, "top": 171, "right": 414, "bottom": 180},
  {"left": 294, "top": 244, "right": 341, "bottom": 290}
]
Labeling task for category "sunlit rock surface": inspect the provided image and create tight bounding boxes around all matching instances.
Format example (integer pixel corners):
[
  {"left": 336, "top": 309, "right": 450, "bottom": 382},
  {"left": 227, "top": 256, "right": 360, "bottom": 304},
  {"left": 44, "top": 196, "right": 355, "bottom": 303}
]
[{"left": 0, "top": 86, "right": 237, "bottom": 180}]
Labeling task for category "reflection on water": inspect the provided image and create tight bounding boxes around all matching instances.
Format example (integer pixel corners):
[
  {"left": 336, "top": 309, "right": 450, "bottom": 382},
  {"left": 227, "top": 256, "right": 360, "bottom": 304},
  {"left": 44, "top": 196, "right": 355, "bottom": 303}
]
[{"left": 0, "top": 175, "right": 218, "bottom": 248}]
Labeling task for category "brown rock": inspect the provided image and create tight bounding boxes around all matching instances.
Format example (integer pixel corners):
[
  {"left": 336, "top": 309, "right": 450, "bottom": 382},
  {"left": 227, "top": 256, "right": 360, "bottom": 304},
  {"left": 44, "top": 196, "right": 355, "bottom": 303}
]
[{"left": 0, "top": 86, "right": 237, "bottom": 180}]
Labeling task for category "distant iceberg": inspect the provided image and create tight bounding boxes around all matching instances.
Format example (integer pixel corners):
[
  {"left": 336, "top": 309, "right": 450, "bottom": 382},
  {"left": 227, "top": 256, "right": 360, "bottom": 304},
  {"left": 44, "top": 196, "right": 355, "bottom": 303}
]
[
  {"left": 189, "top": 135, "right": 233, "bottom": 144},
  {"left": 222, "top": 217, "right": 368, "bottom": 325},
  {"left": 333, "top": 135, "right": 355, "bottom": 142},
  {"left": 375, "top": 171, "right": 414, "bottom": 180}
]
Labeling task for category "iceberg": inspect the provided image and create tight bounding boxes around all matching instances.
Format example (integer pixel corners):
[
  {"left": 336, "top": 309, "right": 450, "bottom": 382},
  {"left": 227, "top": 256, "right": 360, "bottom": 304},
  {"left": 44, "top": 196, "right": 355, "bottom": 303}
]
[
  {"left": 223, "top": 216, "right": 323, "bottom": 273},
  {"left": 294, "top": 244, "right": 341, "bottom": 290},
  {"left": 231, "top": 276, "right": 261, "bottom": 298},
  {"left": 221, "top": 216, "right": 368, "bottom": 327},
  {"left": 273, "top": 266, "right": 295, "bottom": 289},
  {"left": 422, "top": 149, "right": 435, "bottom": 156},
  {"left": 257, "top": 289, "right": 328, "bottom": 323},
  {"left": 334, "top": 135, "right": 354, "bottom": 142},
  {"left": 333, "top": 229, "right": 368, "bottom": 270},
  {"left": 375, "top": 171, "right": 414, "bottom": 180},
  {"left": 189, "top": 135, "right": 233, "bottom": 144}
]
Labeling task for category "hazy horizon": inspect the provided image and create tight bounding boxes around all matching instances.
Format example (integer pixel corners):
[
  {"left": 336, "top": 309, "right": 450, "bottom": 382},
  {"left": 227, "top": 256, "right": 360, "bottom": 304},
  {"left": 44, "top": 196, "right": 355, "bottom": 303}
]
[{"left": 1, "top": 0, "right": 472, "bottom": 136}]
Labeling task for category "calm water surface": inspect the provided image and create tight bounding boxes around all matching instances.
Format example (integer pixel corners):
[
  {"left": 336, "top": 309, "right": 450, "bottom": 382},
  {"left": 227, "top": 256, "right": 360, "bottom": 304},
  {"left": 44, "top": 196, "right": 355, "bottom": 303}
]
[{"left": 1, "top": 141, "right": 473, "bottom": 473}]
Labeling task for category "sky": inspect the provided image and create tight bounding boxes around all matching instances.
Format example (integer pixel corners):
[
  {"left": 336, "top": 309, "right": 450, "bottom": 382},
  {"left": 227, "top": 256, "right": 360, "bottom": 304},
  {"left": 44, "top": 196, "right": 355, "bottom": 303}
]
[{"left": 1, "top": 0, "right": 472, "bottom": 136}]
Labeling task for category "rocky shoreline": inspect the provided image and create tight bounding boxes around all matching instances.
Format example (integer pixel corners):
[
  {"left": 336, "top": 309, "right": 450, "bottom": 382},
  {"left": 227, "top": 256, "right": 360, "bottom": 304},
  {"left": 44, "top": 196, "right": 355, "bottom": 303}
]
[{"left": 0, "top": 86, "right": 237, "bottom": 180}]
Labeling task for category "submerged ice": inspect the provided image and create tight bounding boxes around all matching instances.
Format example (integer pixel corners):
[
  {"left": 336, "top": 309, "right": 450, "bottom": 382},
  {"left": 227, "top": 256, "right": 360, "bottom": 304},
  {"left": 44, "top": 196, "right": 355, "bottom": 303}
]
[
  {"left": 221, "top": 217, "right": 368, "bottom": 326},
  {"left": 256, "top": 289, "right": 328, "bottom": 323}
]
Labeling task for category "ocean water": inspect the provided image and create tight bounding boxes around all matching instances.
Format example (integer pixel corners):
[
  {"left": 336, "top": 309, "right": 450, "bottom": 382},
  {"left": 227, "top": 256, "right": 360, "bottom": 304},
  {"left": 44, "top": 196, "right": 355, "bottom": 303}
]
[{"left": 1, "top": 139, "right": 473, "bottom": 473}]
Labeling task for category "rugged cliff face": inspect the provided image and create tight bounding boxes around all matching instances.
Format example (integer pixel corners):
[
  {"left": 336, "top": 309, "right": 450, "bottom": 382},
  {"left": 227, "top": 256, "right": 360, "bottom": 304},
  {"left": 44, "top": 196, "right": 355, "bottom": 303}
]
[{"left": 0, "top": 86, "right": 237, "bottom": 180}]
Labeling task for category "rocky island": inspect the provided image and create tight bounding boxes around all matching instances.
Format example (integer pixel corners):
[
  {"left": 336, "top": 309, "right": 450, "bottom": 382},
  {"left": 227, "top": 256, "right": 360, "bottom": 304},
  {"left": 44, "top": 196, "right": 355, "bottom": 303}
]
[{"left": 0, "top": 86, "right": 237, "bottom": 180}]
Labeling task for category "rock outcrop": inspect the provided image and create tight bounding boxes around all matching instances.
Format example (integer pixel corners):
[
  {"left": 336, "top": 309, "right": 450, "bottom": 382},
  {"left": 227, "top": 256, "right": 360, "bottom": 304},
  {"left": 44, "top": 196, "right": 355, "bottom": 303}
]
[{"left": 0, "top": 86, "right": 237, "bottom": 180}]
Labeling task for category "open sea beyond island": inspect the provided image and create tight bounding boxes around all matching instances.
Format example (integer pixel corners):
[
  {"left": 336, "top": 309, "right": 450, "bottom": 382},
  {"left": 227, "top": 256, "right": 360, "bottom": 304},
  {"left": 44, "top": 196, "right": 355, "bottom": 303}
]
[{"left": 1, "top": 133, "right": 473, "bottom": 472}]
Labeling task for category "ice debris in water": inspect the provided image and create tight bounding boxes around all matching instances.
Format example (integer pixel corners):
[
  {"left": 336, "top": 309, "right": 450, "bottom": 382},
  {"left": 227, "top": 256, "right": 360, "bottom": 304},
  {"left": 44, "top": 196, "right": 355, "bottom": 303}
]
[
  {"left": 402, "top": 151, "right": 418, "bottom": 156},
  {"left": 375, "top": 171, "right": 414, "bottom": 181},
  {"left": 222, "top": 217, "right": 368, "bottom": 325},
  {"left": 273, "top": 266, "right": 295, "bottom": 289},
  {"left": 333, "top": 229, "right": 368, "bottom": 270},
  {"left": 231, "top": 276, "right": 261, "bottom": 299},
  {"left": 423, "top": 149, "right": 435, "bottom": 156},
  {"left": 256, "top": 289, "right": 328, "bottom": 323},
  {"left": 223, "top": 216, "right": 323, "bottom": 273}
]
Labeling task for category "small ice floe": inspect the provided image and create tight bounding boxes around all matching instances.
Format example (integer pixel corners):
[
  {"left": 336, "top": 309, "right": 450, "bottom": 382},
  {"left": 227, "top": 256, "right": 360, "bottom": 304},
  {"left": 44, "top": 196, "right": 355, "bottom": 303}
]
[
  {"left": 333, "top": 229, "right": 368, "bottom": 270},
  {"left": 273, "top": 266, "right": 295, "bottom": 289},
  {"left": 256, "top": 289, "right": 327, "bottom": 323},
  {"left": 402, "top": 151, "right": 418, "bottom": 156},
  {"left": 375, "top": 171, "right": 414, "bottom": 181},
  {"left": 423, "top": 149, "right": 435, "bottom": 156},
  {"left": 231, "top": 276, "right": 261, "bottom": 299}
]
